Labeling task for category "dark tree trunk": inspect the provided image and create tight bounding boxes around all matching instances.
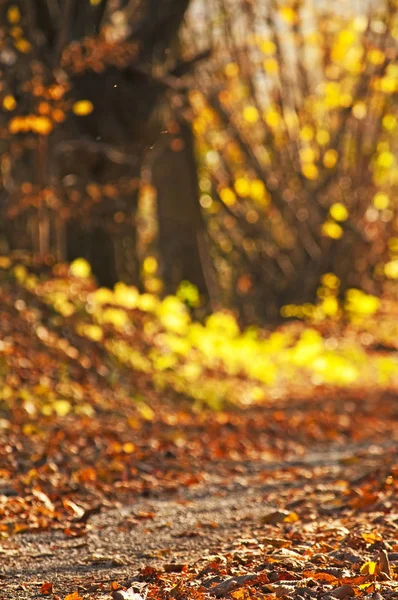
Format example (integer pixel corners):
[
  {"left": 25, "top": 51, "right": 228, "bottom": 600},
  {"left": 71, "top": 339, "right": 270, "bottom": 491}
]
[{"left": 151, "top": 118, "right": 217, "bottom": 302}]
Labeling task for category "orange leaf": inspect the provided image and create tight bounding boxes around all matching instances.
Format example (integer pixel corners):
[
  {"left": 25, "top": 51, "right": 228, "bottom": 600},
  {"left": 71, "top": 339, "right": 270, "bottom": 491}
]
[
  {"left": 64, "top": 592, "right": 83, "bottom": 600},
  {"left": 40, "top": 582, "right": 53, "bottom": 595}
]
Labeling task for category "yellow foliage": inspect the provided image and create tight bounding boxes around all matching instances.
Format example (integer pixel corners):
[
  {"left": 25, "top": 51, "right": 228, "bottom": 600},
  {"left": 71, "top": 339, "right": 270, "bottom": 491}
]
[
  {"left": 14, "top": 38, "right": 32, "bottom": 53},
  {"left": 360, "top": 561, "right": 378, "bottom": 575},
  {"left": 157, "top": 296, "right": 191, "bottom": 335},
  {"left": 388, "top": 237, "right": 398, "bottom": 253},
  {"left": 7, "top": 6, "right": 21, "bottom": 24},
  {"left": 290, "top": 330, "right": 323, "bottom": 366},
  {"left": 384, "top": 260, "right": 398, "bottom": 279},
  {"left": 90, "top": 287, "right": 114, "bottom": 305},
  {"left": 243, "top": 106, "right": 259, "bottom": 123},
  {"left": 368, "top": 49, "right": 385, "bottom": 65},
  {"left": 279, "top": 6, "right": 297, "bottom": 24},
  {"left": 3, "top": 95, "right": 16, "bottom": 111},
  {"left": 373, "top": 192, "right": 389, "bottom": 210},
  {"left": 352, "top": 102, "right": 367, "bottom": 120},
  {"left": 321, "top": 273, "right": 340, "bottom": 289},
  {"left": 330, "top": 202, "right": 349, "bottom": 222},
  {"left": 345, "top": 289, "right": 380, "bottom": 318},
  {"left": 114, "top": 282, "right": 139, "bottom": 309},
  {"left": 206, "top": 312, "right": 240, "bottom": 338},
  {"left": 143, "top": 256, "right": 158, "bottom": 275},
  {"left": 263, "top": 58, "right": 279, "bottom": 74},
  {"left": 53, "top": 400, "right": 72, "bottom": 417},
  {"left": 80, "top": 324, "right": 103, "bottom": 342},
  {"left": 73, "top": 100, "right": 94, "bottom": 116},
  {"left": 312, "top": 354, "right": 359, "bottom": 385},
  {"left": 322, "top": 296, "right": 339, "bottom": 317},
  {"left": 300, "top": 126, "right": 314, "bottom": 142},
  {"left": 250, "top": 179, "right": 266, "bottom": 201},
  {"left": 302, "top": 164, "right": 319, "bottom": 180},
  {"left": 224, "top": 62, "right": 239, "bottom": 78},
  {"left": 33, "top": 116, "right": 53, "bottom": 135},
  {"left": 299, "top": 148, "right": 317, "bottom": 163},
  {"left": 323, "top": 149, "right": 338, "bottom": 168},
  {"left": 234, "top": 178, "right": 251, "bottom": 197},
  {"left": 322, "top": 221, "right": 343, "bottom": 239},
  {"left": 260, "top": 40, "right": 276, "bottom": 55},
  {"left": 220, "top": 187, "right": 237, "bottom": 206},
  {"left": 377, "top": 151, "right": 395, "bottom": 169},
  {"left": 69, "top": 258, "right": 92, "bottom": 279},
  {"left": 264, "top": 108, "right": 281, "bottom": 128},
  {"left": 137, "top": 293, "right": 159, "bottom": 312},
  {"left": 101, "top": 307, "right": 130, "bottom": 329},
  {"left": 176, "top": 281, "right": 200, "bottom": 308},
  {"left": 382, "top": 114, "right": 397, "bottom": 131}
]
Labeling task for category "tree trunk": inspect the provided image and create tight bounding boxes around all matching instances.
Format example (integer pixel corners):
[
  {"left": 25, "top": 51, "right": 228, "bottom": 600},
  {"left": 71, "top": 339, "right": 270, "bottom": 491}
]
[{"left": 151, "top": 118, "right": 217, "bottom": 303}]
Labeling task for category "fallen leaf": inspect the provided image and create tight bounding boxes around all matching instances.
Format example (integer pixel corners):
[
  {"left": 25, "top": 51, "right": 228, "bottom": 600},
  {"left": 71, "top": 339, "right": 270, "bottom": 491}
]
[
  {"left": 261, "top": 510, "right": 299, "bottom": 525},
  {"left": 40, "top": 581, "right": 53, "bottom": 595},
  {"left": 326, "top": 584, "right": 355, "bottom": 599},
  {"left": 64, "top": 592, "right": 83, "bottom": 600}
]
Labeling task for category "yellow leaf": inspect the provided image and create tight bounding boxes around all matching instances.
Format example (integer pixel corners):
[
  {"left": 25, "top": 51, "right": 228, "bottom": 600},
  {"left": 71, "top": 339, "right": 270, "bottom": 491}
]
[
  {"left": 143, "top": 256, "right": 158, "bottom": 275},
  {"left": 384, "top": 260, "right": 398, "bottom": 279},
  {"left": 388, "top": 237, "right": 398, "bottom": 252},
  {"left": 224, "top": 62, "right": 239, "bottom": 78},
  {"left": 14, "top": 38, "right": 32, "bottom": 53},
  {"left": 279, "top": 6, "right": 297, "bottom": 24},
  {"left": 352, "top": 102, "right": 367, "bottom": 120},
  {"left": 260, "top": 40, "right": 276, "bottom": 55},
  {"left": 360, "top": 561, "right": 377, "bottom": 575},
  {"left": 3, "top": 95, "right": 16, "bottom": 111},
  {"left": 220, "top": 187, "right": 237, "bottom": 206},
  {"left": 284, "top": 511, "right": 300, "bottom": 523},
  {"left": 264, "top": 107, "right": 281, "bottom": 128},
  {"left": 234, "top": 178, "right": 250, "bottom": 197},
  {"left": 377, "top": 151, "right": 395, "bottom": 169},
  {"left": 300, "top": 125, "right": 314, "bottom": 142},
  {"left": 69, "top": 258, "right": 92, "bottom": 278},
  {"left": 137, "top": 403, "right": 155, "bottom": 421},
  {"left": 263, "top": 58, "right": 279, "bottom": 74},
  {"left": 322, "top": 221, "right": 343, "bottom": 239},
  {"left": 243, "top": 106, "right": 259, "bottom": 123},
  {"left": 0, "top": 256, "right": 11, "bottom": 269},
  {"left": 54, "top": 400, "right": 72, "bottom": 417},
  {"left": 361, "top": 531, "right": 382, "bottom": 544},
  {"left": 322, "top": 296, "right": 339, "bottom": 317},
  {"left": 317, "top": 130, "right": 330, "bottom": 146},
  {"left": 300, "top": 148, "right": 317, "bottom": 163},
  {"left": 64, "top": 592, "right": 83, "bottom": 600},
  {"left": 302, "top": 163, "right": 319, "bottom": 180},
  {"left": 330, "top": 202, "right": 348, "bottom": 222},
  {"left": 323, "top": 149, "right": 339, "bottom": 169},
  {"left": 32, "top": 116, "right": 53, "bottom": 136},
  {"left": 73, "top": 100, "right": 94, "bottom": 116},
  {"left": 373, "top": 192, "right": 389, "bottom": 210},
  {"left": 382, "top": 114, "right": 397, "bottom": 131},
  {"left": 7, "top": 5, "right": 21, "bottom": 24},
  {"left": 368, "top": 49, "right": 385, "bottom": 65}
]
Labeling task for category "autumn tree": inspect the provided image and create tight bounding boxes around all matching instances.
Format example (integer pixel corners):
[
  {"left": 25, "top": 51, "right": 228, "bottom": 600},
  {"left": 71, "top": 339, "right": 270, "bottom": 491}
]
[
  {"left": 0, "top": 0, "right": 215, "bottom": 294},
  {"left": 182, "top": 0, "right": 398, "bottom": 320}
]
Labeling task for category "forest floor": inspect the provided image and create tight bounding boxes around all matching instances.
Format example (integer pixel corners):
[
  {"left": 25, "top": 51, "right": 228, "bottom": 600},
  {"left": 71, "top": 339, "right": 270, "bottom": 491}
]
[
  {"left": 1, "top": 259, "right": 398, "bottom": 599},
  {"left": 1, "top": 390, "right": 398, "bottom": 600}
]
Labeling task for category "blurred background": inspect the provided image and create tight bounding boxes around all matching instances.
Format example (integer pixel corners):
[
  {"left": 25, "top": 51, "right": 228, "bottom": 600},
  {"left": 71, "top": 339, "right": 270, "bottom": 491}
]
[{"left": 1, "top": 0, "right": 398, "bottom": 324}]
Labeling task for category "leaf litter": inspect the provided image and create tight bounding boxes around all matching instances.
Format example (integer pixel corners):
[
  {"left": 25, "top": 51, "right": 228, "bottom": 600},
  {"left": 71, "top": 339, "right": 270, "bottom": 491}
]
[{"left": 0, "top": 260, "right": 397, "bottom": 598}]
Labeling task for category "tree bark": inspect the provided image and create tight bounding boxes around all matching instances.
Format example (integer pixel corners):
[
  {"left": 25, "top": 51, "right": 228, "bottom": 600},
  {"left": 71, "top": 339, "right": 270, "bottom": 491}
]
[{"left": 151, "top": 117, "right": 216, "bottom": 302}]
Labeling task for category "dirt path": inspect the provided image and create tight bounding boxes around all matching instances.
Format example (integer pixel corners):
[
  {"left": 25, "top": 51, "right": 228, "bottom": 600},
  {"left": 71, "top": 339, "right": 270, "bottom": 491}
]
[{"left": 1, "top": 432, "right": 398, "bottom": 599}]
